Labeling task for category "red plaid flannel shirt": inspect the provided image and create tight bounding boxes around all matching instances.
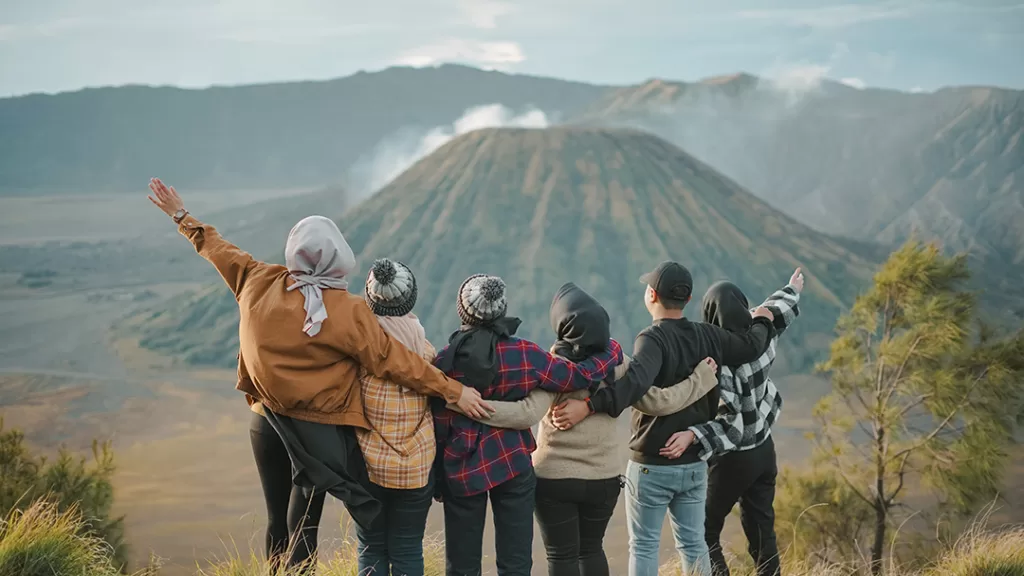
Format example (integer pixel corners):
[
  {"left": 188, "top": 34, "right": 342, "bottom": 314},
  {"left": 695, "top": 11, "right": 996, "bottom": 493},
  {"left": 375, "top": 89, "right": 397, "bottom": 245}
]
[{"left": 433, "top": 337, "right": 623, "bottom": 496}]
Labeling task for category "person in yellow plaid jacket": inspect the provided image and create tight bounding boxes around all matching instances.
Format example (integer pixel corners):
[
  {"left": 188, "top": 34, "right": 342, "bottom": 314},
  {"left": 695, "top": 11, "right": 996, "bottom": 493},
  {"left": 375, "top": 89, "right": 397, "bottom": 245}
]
[{"left": 355, "top": 258, "right": 438, "bottom": 576}]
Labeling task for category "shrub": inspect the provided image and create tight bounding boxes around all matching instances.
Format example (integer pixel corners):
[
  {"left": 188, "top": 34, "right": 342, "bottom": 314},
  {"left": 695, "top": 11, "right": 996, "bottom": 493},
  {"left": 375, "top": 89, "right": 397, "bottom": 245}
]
[
  {"left": 0, "top": 501, "right": 123, "bottom": 576},
  {"left": 0, "top": 421, "right": 127, "bottom": 569}
]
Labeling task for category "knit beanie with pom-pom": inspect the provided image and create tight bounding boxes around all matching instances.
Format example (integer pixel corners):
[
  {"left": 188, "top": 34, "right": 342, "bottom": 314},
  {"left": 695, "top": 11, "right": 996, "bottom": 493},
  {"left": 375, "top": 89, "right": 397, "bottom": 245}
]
[
  {"left": 457, "top": 274, "right": 508, "bottom": 326},
  {"left": 364, "top": 258, "right": 418, "bottom": 317}
]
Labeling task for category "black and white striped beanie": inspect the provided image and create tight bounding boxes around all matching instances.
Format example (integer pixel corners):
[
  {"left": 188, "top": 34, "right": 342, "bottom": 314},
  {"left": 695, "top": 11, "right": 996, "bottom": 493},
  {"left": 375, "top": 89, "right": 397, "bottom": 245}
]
[
  {"left": 364, "top": 258, "right": 418, "bottom": 317},
  {"left": 457, "top": 274, "right": 508, "bottom": 326}
]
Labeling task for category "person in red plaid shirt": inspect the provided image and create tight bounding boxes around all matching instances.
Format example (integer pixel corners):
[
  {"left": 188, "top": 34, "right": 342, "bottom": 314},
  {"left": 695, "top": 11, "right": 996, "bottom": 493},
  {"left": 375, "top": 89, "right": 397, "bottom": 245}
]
[{"left": 433, "top": 274, "right": 624, "bottom": 576}]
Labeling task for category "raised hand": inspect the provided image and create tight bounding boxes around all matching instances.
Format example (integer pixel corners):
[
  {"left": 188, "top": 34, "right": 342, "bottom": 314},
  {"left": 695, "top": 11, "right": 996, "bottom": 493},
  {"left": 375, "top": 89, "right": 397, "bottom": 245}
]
[
  {"left": 790, "top": 267, "right": 805, "bottom": 293},
  {"left": 147, "top": 178, "right": 185, "bottom": 219},
  {"left": 456, "top": 385, "right": 495, "bottom": 420}
]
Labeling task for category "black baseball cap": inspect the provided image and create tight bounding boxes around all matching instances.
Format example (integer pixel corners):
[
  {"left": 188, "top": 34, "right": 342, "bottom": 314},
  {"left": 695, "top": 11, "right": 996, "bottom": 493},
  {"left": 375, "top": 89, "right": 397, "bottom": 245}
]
[{"left": 639, "top": 261, "right": 693, "bottom": 302}]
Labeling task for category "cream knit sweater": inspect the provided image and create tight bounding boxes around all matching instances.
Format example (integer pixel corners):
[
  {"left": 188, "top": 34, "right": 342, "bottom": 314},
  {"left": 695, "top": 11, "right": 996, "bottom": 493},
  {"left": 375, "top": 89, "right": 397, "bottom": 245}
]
[{"left": 452, "top": 355, "right": 717, "bottom": 480}]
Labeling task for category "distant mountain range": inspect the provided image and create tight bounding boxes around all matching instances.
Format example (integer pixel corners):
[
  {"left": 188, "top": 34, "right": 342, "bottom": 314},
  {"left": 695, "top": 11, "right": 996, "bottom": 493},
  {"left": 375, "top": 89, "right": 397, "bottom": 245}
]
[
  {"left": 6, "top": 63, "right": 1021, "bottom": 324},
  {"left": 0, "top": 65, "right": 605, "bottom": 192},
  {"left": 125, "top": 127, "right": 879, "bottom": 371},
  {"left": 572, "top": 74, "right": 1023, "bottom": 321}
]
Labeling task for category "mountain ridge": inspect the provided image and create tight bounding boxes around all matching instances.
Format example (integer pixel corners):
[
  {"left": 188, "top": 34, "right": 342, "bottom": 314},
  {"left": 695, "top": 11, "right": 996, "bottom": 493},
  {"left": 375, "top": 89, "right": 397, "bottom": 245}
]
[{"left": 124, "top": 126, "right": 880, "bottom": 372}]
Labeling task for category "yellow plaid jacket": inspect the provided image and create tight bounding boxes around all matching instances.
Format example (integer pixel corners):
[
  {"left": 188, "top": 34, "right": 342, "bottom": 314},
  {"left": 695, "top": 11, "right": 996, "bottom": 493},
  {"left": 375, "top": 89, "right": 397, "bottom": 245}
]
[{"left": 355, "top": 341, "right": 437, "bottom": 490}]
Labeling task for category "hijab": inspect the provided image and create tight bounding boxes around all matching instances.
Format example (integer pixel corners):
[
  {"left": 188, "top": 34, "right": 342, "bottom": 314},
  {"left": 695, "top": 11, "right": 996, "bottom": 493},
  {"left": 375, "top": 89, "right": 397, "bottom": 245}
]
[
  {"left": 549, "top": 282, "right": 611, "bottom": 363},
  {"left": 284, "top": 215, "right": 356, "bottom": 337},
  {"left": 701, "top": 281, "right": 752, "bottom": 333}
]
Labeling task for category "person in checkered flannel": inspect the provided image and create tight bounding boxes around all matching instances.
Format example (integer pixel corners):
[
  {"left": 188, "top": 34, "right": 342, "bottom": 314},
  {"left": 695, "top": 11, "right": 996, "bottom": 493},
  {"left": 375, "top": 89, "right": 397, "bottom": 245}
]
[
  {"left": 685, "top": 268, "right": 804, "bottom": 576},
  {"left": 354, "top": 258, "right": 442, "bottom": 576},
  {"left": 432, "top": 274, "right": 624, "bottom": 576}
]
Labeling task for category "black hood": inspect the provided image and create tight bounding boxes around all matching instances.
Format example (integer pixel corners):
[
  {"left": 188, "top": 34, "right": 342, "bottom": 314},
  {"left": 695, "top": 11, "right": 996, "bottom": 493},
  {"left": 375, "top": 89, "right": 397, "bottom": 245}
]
[
  {"left": 701, "top": 281, "right": 751, "bottom": 333},
  {"left": 549, "top": 282, "right": 610, "bottom": 362}
]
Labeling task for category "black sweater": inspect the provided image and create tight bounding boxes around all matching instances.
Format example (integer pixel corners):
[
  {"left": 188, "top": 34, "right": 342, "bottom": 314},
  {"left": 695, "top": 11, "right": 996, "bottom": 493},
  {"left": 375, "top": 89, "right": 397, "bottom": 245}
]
[{"left": 589, "top": 315, "right": 774, "bottom": 465}]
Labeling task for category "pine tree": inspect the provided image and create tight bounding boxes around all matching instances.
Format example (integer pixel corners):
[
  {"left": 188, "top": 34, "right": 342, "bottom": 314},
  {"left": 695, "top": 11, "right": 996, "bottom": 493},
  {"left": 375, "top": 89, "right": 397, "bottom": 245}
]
[{"left": 812, "top": 241, "right": 1024, "bottom": 573}]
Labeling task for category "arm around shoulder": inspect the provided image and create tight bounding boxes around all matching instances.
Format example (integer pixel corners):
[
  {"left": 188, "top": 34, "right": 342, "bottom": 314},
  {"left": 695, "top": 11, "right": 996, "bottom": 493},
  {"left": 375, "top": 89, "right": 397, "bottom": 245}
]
[
  {"left": 588, "top": 333, "right": 663, "bottom": 417},
  {"left": 449, "top": 389, "right": 556, "bottom": 429},
  {"left": 633, "top": 359, "right": 718, "bottom": 417},
  {"left": 716, "top": 316, "right": 775, "bottom": 367},
  {"left": 333, "top": 299, "right": 463, "bottom": 403}
]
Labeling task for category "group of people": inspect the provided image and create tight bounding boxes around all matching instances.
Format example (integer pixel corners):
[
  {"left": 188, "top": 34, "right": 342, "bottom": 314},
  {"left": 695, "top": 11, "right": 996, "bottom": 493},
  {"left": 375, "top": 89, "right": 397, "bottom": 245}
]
[{"left": 147, "top": 177, "right": 803, "bottom": 576}]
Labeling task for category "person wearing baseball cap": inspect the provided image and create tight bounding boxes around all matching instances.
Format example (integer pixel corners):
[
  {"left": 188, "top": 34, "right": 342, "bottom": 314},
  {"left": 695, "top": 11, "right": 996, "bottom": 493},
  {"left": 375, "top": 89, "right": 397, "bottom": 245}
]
[{"left": 552, "top": 260, "right": 778, "bottom": 576}]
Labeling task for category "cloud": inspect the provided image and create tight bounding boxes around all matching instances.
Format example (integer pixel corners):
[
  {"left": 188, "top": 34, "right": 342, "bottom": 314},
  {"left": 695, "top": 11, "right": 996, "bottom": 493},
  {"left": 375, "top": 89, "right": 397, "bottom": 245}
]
[
  {"left": 769, "top": 64, "right": 832, "bottom": 94},
  {"left": 396, "top": 38, "right": 525, "bottom": 69},
  {"left": 736, "top": 4, "right": 910, "bottom": 29},
  {"left": 349, "top": 104, "right": 549, "bottom": 197},
  {"left": 458, "top": 0, "right": 515, "bottom": 29},
  {"left": 840, "top": 77, "right": 867, "bottom": 89},
  {"left": 910, "top": 86, "right": 925, "bottom": 93},
  {"left": 760, "top": 44, "right": 858, "bottom": 100}
]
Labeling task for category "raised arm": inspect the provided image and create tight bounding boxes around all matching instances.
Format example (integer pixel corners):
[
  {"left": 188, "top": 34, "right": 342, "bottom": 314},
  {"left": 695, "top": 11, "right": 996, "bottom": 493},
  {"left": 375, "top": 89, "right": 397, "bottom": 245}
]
[
  {"left": 587, "top": 333, "right": 663, "bottom": 417},
  {"left": 758, "top": 268, "right": 803, "bottom": 336},
  {"left": 448, "top": 389, "right": 557, "bottom": 430},
  {"left": 525, "top": 339, "right": 623, "bottom": 393},
  {"left": 633, "top": 357, "right": 718, "bottom": 417},
  {"left": 148, "top": 178, "right": 261, "bottom": 298}
]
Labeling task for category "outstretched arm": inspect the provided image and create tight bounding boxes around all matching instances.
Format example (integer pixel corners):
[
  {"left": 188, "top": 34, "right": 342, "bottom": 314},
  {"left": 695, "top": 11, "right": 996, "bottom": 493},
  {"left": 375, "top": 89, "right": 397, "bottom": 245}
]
[
  {"left": 526, "top": 339, "right": 623, "bottom": 393},
  {"left": 148, "top": 178, "right": 261, "bottom": 298},
  {"left": 711, "top": 315, "right": 775, "bottom": 367},
  {"left": 333, "top": 300, "right": 493, "bottom": 419},
  {"left": 586, "top": 333, "right": 663, "bottom": 417},
  {"left": 633, "top": 357, "right": 718, "bottom": 416},
  {"left": 448, "top": 389, "right": 557, "bottom": 429}
]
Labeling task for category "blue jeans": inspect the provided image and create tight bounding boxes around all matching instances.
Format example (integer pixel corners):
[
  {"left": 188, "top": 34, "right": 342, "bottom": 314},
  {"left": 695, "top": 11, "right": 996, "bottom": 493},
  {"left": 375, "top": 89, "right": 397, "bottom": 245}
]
[
  {"left": 624, "top": 460, "right": 711, "bottom": 576},
  {"left": 356, "top": 474, "right": 435, "bottom": 576}
]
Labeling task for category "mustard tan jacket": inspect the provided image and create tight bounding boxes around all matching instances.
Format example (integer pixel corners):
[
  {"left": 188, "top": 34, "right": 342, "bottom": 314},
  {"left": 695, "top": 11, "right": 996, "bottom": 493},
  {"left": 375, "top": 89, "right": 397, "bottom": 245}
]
[{"left": 177, "top": 215, "right": 463, "bottom": 427}]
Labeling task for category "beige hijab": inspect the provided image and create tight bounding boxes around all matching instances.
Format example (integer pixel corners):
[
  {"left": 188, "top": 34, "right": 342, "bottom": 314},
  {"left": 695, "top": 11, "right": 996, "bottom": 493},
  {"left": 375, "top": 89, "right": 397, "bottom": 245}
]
[{"left": 284, "top": 216, "right": 356, "bottom": 337}]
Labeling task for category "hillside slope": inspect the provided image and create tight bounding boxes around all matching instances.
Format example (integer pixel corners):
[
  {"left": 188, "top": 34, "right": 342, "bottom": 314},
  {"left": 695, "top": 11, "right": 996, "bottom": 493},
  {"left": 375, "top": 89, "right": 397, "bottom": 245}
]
[
  {"left": 126, "top": 127, "right": 879, "bottom": 371},
  {"left": 574, "top": 76, "right": 1024, "bottom": 320},
  {"left": 0, "top": 65, "right": 606, "bottom": 192}
]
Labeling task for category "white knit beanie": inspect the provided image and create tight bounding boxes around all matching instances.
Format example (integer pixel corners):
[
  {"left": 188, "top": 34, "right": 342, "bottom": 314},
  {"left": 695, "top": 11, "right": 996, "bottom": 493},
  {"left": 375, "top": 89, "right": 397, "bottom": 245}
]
[
  {"left": 364, "top": 258, "right": 417, "bottom": 317},
  {"left": 457, "top": 274, "right": 508, "bottom": 326}
]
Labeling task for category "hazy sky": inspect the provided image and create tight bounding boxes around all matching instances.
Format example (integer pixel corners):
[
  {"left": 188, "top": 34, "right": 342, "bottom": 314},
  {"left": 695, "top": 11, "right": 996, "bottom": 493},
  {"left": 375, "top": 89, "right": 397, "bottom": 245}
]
[{"left": 1, "top": 0, "right": 1022, "bottom": 97}]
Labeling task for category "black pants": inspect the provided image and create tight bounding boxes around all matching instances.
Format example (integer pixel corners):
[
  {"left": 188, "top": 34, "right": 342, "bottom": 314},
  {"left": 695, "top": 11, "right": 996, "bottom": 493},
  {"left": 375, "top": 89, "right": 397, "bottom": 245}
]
[
  {"left": 356, "top": 475, "right": 435, "bottom": 576},
  {"left": 705, "top": 436, "right": 780, "bottom": 576},
  {"left": 534, "top": 477, "right": 621, "bottom": 576},
  {"left": 441, "top": 467, "right": 537, "bottom": 576},
  {"left": 249, "top": 411, "right": 327, "bottom": 572}
]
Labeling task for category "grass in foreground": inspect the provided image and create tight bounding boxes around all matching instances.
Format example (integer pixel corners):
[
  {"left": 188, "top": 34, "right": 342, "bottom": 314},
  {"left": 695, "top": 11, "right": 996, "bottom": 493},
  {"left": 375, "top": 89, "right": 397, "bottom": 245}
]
[
  {"left": 0, "top": 501, "right": 122, "bottom": 576},
  {"left": 2, "top": 500, "right": 1022, "bottom": 575}
]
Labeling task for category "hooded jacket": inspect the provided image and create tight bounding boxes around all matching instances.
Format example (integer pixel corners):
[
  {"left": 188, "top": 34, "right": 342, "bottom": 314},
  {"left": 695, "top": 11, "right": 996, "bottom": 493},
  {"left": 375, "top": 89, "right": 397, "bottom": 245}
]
[{"left": 688, "top": 281, "right": 799, "bottom": 460}]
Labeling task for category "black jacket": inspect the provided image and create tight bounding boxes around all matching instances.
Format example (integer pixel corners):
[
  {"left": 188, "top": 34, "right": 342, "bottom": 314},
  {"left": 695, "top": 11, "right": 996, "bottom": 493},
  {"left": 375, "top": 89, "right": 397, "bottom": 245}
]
[
  {"left": 263, "top": 410, "right": 381, "bottom": 529},
  {"left": 588, "top": 315, "right": 774, "bottom": 465}
]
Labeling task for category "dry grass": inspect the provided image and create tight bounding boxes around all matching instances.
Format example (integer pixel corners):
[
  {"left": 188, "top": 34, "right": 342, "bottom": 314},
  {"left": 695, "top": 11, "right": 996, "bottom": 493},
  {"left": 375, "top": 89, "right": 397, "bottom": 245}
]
[
  {"left": 0, "top": 501, "right": 123, "bottom": 576},
  {"left": 3, "top": 499, "right": 1023, "bottom": 576}
]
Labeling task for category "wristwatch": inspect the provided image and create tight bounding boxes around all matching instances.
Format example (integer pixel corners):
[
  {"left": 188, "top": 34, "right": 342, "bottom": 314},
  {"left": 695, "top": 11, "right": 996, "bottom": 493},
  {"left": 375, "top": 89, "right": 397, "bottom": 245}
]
[
  {"left": 172, "top": 208, "right": 189, "bottom": 223},
  {"left": 585, "top": 397, "right": 596, "bottom": 414}
]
